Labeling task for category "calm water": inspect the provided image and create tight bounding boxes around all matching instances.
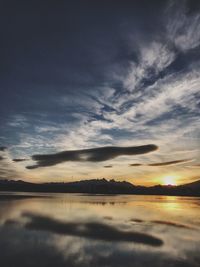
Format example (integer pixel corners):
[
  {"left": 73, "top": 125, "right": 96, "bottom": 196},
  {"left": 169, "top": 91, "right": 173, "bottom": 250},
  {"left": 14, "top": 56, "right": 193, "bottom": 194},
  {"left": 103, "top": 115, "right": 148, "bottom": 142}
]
[{"left": 0, "top": 192, "right": 199, "bottom": 267}]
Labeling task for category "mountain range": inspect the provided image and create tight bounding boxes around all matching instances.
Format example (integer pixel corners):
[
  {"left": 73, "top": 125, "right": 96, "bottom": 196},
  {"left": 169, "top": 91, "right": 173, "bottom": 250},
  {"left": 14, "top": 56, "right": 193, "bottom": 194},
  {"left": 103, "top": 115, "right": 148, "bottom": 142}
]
[{"left": 0, "top": 178, "right": 200, "bottom": 196}]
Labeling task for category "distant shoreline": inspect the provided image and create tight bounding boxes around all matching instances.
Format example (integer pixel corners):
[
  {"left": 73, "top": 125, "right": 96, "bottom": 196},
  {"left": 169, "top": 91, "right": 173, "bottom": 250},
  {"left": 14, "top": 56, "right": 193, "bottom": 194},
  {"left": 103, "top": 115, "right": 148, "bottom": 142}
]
[
  {"left": 0, "top": 191, "right": 199, "bottom": 198},
  {"left": 0, "top": 178, "right": 199, "bottom": 197}
]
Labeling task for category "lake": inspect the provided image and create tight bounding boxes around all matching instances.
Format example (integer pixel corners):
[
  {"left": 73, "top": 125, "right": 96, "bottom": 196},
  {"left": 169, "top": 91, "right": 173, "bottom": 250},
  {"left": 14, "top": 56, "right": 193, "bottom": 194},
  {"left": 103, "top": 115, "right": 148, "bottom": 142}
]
[{"left": 0, "top": 192, "right": 199, "bottom": 267}]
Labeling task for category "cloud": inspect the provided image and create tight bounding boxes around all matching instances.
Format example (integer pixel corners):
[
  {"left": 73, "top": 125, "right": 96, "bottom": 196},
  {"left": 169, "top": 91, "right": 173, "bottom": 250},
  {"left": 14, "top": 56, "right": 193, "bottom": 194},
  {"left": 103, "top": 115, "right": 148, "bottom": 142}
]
[
  {"left": 148, "top": 159, "right": 191, "bottom": 166},
  {"left": 7, "top": 115, "right": 29, "bottom": 128},
  {"left": 166, "top": 1, "right": 200, "bottom": 51},
  {"left": 0, "top": 161, "right": 19, "bottom": 179},
  {"left": 0, "top": 152, "right": 27, "bottom": 180},
  {"left": 124, "top": 42, "right": 175, "bottom": 92},
  {"left": 12, "top": 159, "right": 28, "bottom": 162},
  {"left": 129, "top": 163, "right": 142, "bottom": 167},
  {"left": 189, "top": 163, "right": 200, "bottom": 168},
  {"left": 26, "top": 144, "right": 158, "bottom": 169},
  {"left": 130, "top": 218, "right": 144, "bottom": 223},
  {"left": 129, "top": 159, "right": 191, "bottom": 167}
]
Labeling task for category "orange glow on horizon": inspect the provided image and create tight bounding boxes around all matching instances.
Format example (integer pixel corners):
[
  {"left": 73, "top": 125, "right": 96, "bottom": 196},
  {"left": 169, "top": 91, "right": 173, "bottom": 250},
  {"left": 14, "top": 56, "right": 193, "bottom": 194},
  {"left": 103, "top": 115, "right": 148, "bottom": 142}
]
[{"left": 162, "top": 175, "right": 178, "bottom": 186}]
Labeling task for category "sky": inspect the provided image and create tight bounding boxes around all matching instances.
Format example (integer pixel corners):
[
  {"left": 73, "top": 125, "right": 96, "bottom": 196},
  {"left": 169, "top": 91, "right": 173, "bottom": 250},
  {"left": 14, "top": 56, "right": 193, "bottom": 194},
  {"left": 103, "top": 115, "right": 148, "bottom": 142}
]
[{"left": 0, "top": 0, "right": 200, "bottom": 185}]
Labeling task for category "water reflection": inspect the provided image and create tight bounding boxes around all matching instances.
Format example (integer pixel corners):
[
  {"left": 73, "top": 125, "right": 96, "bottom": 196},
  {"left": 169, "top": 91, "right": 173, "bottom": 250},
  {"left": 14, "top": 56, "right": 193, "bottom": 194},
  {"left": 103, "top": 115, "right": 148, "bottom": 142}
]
[
  {"left": 0, "top": 193, "right": 200, "bottom": 267},
  {"left": 6, "top": 211, "right": 163, "bottom": 246}
]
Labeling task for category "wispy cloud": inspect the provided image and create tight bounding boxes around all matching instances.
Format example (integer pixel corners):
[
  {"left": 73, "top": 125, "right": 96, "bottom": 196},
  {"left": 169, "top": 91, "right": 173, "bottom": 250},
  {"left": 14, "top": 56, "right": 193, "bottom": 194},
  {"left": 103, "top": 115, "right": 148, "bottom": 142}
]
[
  {"left": 129, "top": 163, "right": 142, "bottom": 167},
  {"left": 123, "top": 42, "right": 175, "bottom": 92},
  {"left": 129, "top": 159, "right": 192, "bottom": 167},
  {"left": 104, "top": 165, "right": 113, "bottom": 168},
  {"left": 13, "top": 158, "right": 28, "bottom": 162},
  {"left": 147, "top": 159, "right": 192, "bottom": 166},
  {"left": 166, "top": 1, "right": 200, "bottom": 51}
]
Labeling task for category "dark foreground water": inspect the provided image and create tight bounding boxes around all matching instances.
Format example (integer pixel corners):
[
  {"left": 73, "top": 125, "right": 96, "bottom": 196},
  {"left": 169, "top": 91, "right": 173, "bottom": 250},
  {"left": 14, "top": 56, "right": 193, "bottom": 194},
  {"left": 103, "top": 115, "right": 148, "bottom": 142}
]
[{"left": 0, "top": 192, "right": 199, "bottom": 267}]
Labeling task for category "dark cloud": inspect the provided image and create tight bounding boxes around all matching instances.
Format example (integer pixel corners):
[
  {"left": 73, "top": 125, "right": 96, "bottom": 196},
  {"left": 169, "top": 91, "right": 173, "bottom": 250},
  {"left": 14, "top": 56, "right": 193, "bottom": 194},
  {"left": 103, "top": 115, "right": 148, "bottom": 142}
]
[
  {"left": 6, "top": 212, "right": 163, "bottom": 246},
  {"left": 26, "top": 144, "right": 158, "bottom": 169},
  {"left": 148, "top": 159, "right": 191, "bottom": 166},
  {"left": 104, "top": 165, "right": 113, "bottom": 168},
  {"left": 129, "top": 159, "right": 191, "bottom": 167},
  {"left": 129, "top": 163, "right": 143, "bottom": 167},
  {"left": 103, "top": 216, "right": 113, "bottom": 220},
  {"left": 130, "top": 218, "right": 144, "bottom": 223},
  {"left": 0, "top": 146, "right": 7, "bottom": 151},
  {"left": 13, "top": 158, "right": 28, "bottom": 162}
]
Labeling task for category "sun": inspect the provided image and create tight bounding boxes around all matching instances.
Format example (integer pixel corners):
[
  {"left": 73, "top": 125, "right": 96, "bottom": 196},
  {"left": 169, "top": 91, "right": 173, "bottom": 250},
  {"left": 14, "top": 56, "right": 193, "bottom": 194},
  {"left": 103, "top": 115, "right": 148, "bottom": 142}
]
[{"left": 163, "top": 175, "right": 177, "bottom": 186}]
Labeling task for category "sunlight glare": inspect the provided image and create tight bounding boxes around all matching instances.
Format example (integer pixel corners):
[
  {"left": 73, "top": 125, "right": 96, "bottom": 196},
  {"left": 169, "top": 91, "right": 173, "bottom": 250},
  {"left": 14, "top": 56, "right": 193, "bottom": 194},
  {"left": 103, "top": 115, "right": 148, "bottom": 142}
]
[{"left": 163, "top": 175, "right": 177, "bottom": 185}]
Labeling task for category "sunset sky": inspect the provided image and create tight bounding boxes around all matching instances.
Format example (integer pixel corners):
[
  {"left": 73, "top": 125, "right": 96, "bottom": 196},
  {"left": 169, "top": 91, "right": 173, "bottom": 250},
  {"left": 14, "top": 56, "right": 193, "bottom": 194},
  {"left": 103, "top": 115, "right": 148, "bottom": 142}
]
[{"left": 0, "top": 0, "right": 199, "bottom": 185}]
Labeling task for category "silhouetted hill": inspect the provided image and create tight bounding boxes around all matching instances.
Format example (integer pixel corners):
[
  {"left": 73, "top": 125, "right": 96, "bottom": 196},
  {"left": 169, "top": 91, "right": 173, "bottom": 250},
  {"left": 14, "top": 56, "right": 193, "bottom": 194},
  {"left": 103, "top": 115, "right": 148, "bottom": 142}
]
[
  {"left": 0, "top": 178, "right": 199, "bottom": 196},
  {"left": 181, "top": 179, "right": 200, "bottom": 188}
]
